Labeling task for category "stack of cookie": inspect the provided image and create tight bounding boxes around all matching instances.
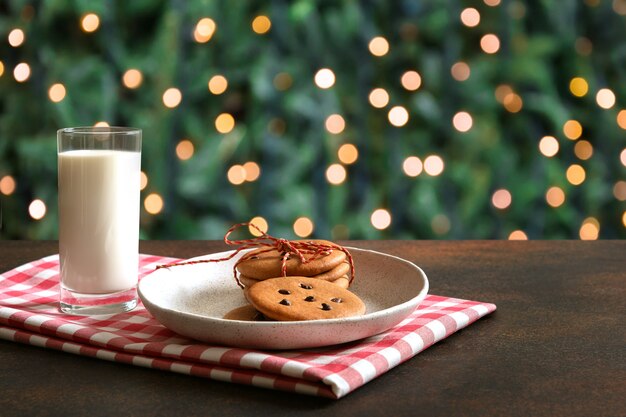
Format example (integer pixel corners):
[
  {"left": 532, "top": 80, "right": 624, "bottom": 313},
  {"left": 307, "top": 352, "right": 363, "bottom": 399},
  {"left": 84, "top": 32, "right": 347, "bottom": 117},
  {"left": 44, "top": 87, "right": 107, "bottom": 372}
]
[{"left": 236, "top": 239, "right": 352, "bottom": 289}]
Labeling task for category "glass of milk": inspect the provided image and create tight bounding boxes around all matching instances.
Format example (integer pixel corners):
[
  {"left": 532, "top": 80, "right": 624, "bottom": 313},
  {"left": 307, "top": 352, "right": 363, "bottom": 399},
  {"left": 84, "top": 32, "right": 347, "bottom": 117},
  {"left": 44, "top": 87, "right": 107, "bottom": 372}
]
[{"left": 57, "top": 127, "right": 142, "bottom": 315}]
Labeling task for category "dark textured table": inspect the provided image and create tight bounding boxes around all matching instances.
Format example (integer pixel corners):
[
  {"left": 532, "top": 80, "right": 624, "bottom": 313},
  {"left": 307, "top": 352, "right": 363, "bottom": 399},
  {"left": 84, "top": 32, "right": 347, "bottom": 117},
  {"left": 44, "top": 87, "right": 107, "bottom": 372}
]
[{"left": 0, "top": 240, "right": 624, "bottom": 417}]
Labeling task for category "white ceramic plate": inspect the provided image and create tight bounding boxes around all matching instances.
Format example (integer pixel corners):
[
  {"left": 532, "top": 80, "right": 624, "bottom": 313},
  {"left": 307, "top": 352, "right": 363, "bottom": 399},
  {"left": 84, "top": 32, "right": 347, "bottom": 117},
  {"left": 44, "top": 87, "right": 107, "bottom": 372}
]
[{"left": 138, "top": 247, "right": 429, "bottom": 350}]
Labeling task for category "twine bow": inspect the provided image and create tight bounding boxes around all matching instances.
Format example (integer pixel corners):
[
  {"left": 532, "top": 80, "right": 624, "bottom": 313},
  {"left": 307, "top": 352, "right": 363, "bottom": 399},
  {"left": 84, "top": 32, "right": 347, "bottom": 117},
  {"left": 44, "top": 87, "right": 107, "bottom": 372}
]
[{"left": 156, "top": 222, "right": 355, "bottom": 289}]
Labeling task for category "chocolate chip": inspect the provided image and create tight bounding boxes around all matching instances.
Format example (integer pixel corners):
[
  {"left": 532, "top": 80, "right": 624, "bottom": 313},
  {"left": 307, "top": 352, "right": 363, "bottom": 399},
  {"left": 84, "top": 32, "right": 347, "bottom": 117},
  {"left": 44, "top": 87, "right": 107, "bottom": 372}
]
[
  {"left": 278, "top": 289, "right": 290, "bottom": 295},
  {"left": 279, "top": 299, "right": 291, "bottom": 306},
  {"left": 331, "top": 297, "right": 343, "bottom": 303},
  {"left": 304, "top": 296, "right": 315, "bottom": 302},
  {"left": 321, "top": 303, "right": 332, "bottom": 311},
  {"left": 300, "top": 283, "right": 313, "bottom": 289}
]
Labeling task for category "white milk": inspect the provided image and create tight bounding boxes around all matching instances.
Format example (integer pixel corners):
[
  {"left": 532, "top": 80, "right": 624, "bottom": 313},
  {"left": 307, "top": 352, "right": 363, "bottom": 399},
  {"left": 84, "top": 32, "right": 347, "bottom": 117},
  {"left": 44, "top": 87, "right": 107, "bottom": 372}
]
[{"left": 58, "top": 150, "right": 141, "bottom": 294}]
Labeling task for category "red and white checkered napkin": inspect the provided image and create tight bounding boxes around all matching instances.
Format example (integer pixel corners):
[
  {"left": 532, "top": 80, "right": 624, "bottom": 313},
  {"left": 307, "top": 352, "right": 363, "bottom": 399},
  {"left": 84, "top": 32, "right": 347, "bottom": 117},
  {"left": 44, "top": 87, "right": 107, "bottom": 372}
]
[{"left": 0, "top": 254, "right": 496, "bottom": 399}]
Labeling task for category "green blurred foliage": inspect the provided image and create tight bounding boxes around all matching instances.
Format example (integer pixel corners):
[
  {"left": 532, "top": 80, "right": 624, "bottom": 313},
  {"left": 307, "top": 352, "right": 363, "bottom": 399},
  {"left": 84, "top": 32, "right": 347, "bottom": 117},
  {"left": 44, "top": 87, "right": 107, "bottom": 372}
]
[{"left": 0, "top": 0, "right": 624, "bottom": 240}]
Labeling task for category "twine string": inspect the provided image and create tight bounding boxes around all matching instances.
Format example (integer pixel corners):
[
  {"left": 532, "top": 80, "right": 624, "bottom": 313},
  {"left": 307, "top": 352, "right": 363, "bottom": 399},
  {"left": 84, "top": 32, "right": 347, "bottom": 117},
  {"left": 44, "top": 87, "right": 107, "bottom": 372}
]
[{"left": 156, "top": 222, "right": 355, "bottom": 289}]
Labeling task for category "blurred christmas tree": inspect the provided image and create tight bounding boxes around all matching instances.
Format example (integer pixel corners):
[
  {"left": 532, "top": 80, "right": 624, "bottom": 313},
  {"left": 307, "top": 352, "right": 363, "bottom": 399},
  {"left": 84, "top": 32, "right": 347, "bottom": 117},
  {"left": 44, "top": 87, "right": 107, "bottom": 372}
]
[{"left": 0, "top": 0, "right": 624, "bottom": 240}]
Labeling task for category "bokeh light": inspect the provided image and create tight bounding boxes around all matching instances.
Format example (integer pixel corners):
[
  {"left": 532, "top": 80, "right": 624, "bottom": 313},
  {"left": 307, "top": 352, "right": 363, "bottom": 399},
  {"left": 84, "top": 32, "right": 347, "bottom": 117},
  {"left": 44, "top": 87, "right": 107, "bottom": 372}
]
[
  {"left": 569, "top": 77, "right": 588, "bottom": 97},
  {"left": 314, "top": 68, "right": 335, "bottom": 89},
  {"left": 574, "top": 140, "right": 593, "bottom": 160},
  {"left": 326, "top": 164, "right": 347, "bottom": 185},
  {"left": 371, "top": 209, "right": 392, "bottom": 230},
  {"left": 388, "top": 106, "right": 409, "bottom": 127},
  {"left": 215, "top": 113, "right": 235, "bottom": 133},
  {"left": 431, "top": 214, "right": 451, "bottom": 235},
  {"left": 28, "top": 199, "right": 46, "bottom": 220},
  {"left": 13, "top": 62, "right": 30, "bottom": 82},
  {"left": 453, "top": 111, "right": 473, "bottom": 132},
  {"left": 122, "top": 69, "right": 143, "bottom": 89},
  {"left": 94, "top": 121, "right": 109, "bottom": 127},
  {"left": 546, "top": 187, "right": 565, "bottom": 208},
  {"left": 484, "top": 0, "right": 501, "bottom": 6},
  {"left": 144, "top": 193, "right": 164, "bottom": 215},
  {"left": 368, "top": 88, "right": 390, "bottom": 108},
  {"left": 451, "top": 62, "right": 470, "bottom": 81},
  {"left": 208, "top": 75, "right": 228, "bottom": 95},
  {"left": 368, "top": 36, "right": 389, "bottom": 56},
  {"left": 227, "top": 164, "right": 246, "bottom": 185},
  {"left": 596, "top": 88, "right": 616, "bottom": 109},
  {"left": 618, "top": 110, "right": 626, "bottom": 130},
  {"left": 579, "top": 217, "right": 599, "bottom": 240},
  {"left": 81, "top": 13, "right": 100, "bottom": 33},
  {"left": 495, "top": 84, "right": 513, "bottom": 103},
  {"left": 252, "top": 15, "right": 271, "bottom": 34},
  {"left": 424, "top": 155, "right": 444, "bottom": 176},
  {"left": 403, "top": 156, "right": 423, "bottom": 177},
  {"left": 8, "top": 29, "right": 25, "bottom": 47},
  {"left": 249, "top": 216, "right": 268, "bottom": 236},
  {"left": 274, "top": 72, "right": 293, "bottom": 91},
  {"left": 492, "top": 189, "right": 512, "bottom": 209},
  {"left": 503, "top": 93, "right": 523, "bottom": 113},
  {"left": 621, "top": 148, "right": 626, "bottom": 167},
  {"left": 175, "top": 139, "right": 194, "bottom": 160},
  {"left": 460, "top": 8, "right": 481, "bottom": 27},
  {"left": 613, "top": 181, "right": 626, "bottom": 201},
  {"left": 293, "top": 217, "right": 314, "bottom": 238},
  {"left": 338, "top": 144, "right": 359, "bottom": 165},
  {"left": 194, "top": 18, "right": 216, "bottom": 43},
  {"left": 0, "top": 175, "right": 16, "bottom": 195},
  {"left": 162, "top": 88, "right": 182, "bottom": 108},
  {"left": 140, "top": 172, "right": 148, "bottom": 191},
  {"left": 508, "top": 230, "right": 528, "bottom": 240},
  {"left": 0, "top": 61, "right": 4, "bottom": 77},
  {"left": 615, "top": 0, "right": 626, "bottom": 14},
  {"left": 563, "top": 120, "right": 582, "bottom": 140},
  {"left": 48, "top": 83, "right": 66, "bottom": 103},
  {"left": 325, "top": 114, "right": 346, "bottom": 134},
  {"left": 566, "top": 164, "right": 586, "bottom": 185},
  {"left": 480, "top": 34, "right": 500, "bottom": 54},
  {"left": 243, "top": 161, "right": 261, "bottom": 182},
  {"left": 539, "top": 136, "right": 559, "bottom": 157},
  {"left": 401, "top": 71, "right": 421, "bottom": 91}
]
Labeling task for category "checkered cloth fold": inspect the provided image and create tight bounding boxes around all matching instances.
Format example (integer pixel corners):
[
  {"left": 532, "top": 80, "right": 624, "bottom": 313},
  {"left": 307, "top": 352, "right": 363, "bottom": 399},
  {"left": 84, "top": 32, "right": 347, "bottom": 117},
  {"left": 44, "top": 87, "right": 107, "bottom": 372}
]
[{"left": 0, "top": 254, "right": 496, "bottom": 399}]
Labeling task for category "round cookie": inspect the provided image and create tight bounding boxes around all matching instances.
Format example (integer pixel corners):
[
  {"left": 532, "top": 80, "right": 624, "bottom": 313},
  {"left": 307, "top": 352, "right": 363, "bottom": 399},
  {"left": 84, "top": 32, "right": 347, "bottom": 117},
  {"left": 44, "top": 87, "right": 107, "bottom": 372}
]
[
  {"left": 236, "top": 240, "right": 347, "bottom": 279},
  {"left": 238, "top": 275, "right": 261, "bottom": 288},
  {"left": 223, "top": 304, "right": 268, "bottom": 321},
  {"left": 238, "top": 261, "right": 351, "bottom": 287},
  {"left": 245, "top": 276, "right": 366, "bottom": 321},
  {"left": 330, "top": 275, "right": 350, "bottom": 289}
]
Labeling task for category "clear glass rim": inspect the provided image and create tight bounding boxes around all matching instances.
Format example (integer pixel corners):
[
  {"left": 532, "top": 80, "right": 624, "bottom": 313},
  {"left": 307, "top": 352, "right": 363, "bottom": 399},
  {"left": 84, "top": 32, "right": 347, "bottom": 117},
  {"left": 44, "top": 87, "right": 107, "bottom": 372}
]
[{"left": 58, "top": 126, "right": 141, "bottom": 136}]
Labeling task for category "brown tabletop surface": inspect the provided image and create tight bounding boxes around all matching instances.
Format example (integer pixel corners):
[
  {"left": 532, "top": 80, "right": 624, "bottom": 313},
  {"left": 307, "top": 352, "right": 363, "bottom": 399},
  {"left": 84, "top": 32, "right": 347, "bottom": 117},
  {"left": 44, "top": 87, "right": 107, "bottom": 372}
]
[{"left": 0, "top": 240, "right": 624, "bottom": 417}]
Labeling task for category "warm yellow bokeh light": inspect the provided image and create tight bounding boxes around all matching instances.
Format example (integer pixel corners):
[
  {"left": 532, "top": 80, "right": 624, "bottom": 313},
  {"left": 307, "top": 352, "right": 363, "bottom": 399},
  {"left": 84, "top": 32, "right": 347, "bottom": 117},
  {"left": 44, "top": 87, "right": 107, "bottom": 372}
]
[
  {"left": 569, "top": 77, "right": 588, "bottom": 97},
  {"left": 368, "top": 36, "right": 390, "bottom": 57},
  {"left": 368, "top": 88, "right": 390, "bottom": 108},
  {"left": 401, "top": 71, "right": 422, "bottom": 91},
  {"left": 122, "top": 69, "right": 143, "bottom": 89},
  {"left": 617, "top": 110, "right": 626, "bottom": 130},
  {"left": 371, "top": 209, "right": 392, "bottom": 230},
  {"left": 249, "top": 216, "right": 268, "bottom": 236},
  {"left": 403, "top": 156, "right": 423, "bottom": 177},
  {"left": 0, "top": 175, "right": 16, "bottom": 195},
  {"left": 596, "top": 88, "right": 616, "bottom": 109},
  {"left": 28, "top": 199, "right": 46, "bottom": 220},
  {"left": 566, "top": 164, "right": 586, "bottom": 185},
  {"left": 81, "top": 13, "right": 100, "bottom": 33},
  {"left": 538, "top": 136, "right": 559, "bottom": 157},
  {"left": 460, "top": 8, "right": 481, "bottom": 27},
  {"left": 579, "top": 218, "right": 599, "bottom": 240},
  {"left": 613, "top": 181, "right": 626, "bottom": 201},
  {"left": 144, "top": 193, "right": 164, "bottom": 215},
  {"left": 621, "top": 148, "right": 626, "bottom": 167},
  {"left": 492, "top": 189, "right": 512, "bottom": 209},
  {"left": 424, "top": 155, "right": 445, "bottom": 176},
  {"left": 176, "top": 139, "right": 194, "bottom": 161},
  {"left": 574, "top": 140, "right": 593, "bottom": 160},
  {"left": 293, "top": 217, "right": 314, "bottom": 238},
  {"left": 48, "top": 83, "right": 66, "bottom": 103},
  {"left": 484, "top": 0, "right": 501, "bottom": 6},
  {"left": 140, "top": 171, "right": 148, "bottom": 191},
  {"left": 273, "top": 72, "right": 293, "bottom": 91},
  {"left": 314, "top": 68, "right": 335, "bottom": 89},
  {"left": 453, "top": 111, "right": 473, "bottom": 132},
  {"left": 13, "top": 62, "right": 30, "bottom": 82},
  {"left": 338, "top": 144, "right": 359, "bottom": 165},
  {"left": 162, "top": 88, "right": 182, "bottom": 108},
  {"left": 495, "top": 84, "right": 513, "bottom": 103},
  {"left": 546, "top": 186, "right": 565, "bottom": 208},
  {"left": 8, "top": 29, "right": 25, "bottom": 47},
  {"left": 480, "top": 34, "right": 500, "bottom": 54},
  {"left": 508, "top": 230, "right": 528, "bottom": 240},
  {"left": 451, "top": 62, "right": 471, "bottom": 81},
  {"left": 194, "top": 18, "right": 216, "bottom": 43},
  {"left": 243, "top": 161, "right": 261, "bottom": 182},
  {"left": 208, "top": 75, "right": 228, "bottom": 95},
  {"left": 563, "top": 120, "right": 582, "bottom": 140},
  {"left": 0, "top": 61, "right": 4, "bottom": 77},
  {"left": 326, "top": 164, "right": 347, "bottom": 185},
  {"left": 623, "top": 211, "right": 626, "bottom": 228},
  {"left": 215, "top": 113, "right": 235, "bottom": 134},
  {"left": 388, "top": 106, "right": 409, "bottom": 127},
  {"left": 227, "top": 164, "right": 246, "bottom": 185},
  {"left": 252, "top": 15, "right": 271, "bottom": 34},
  {"left": 325, "top": 114, "right": 346, "bottom": 134},
  {"left": 94, "top": 121, "right": 109, "bottom": 127},
  {"left": 503, "top": 93, "right": 523, "bottom": 113}
]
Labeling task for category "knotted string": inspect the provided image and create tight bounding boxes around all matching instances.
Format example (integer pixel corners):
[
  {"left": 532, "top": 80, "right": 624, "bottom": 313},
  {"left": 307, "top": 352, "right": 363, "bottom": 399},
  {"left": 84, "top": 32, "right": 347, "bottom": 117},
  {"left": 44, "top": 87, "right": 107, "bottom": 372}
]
[{"left": 156, "top": 222, "right": 355, "bottom": 289}]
